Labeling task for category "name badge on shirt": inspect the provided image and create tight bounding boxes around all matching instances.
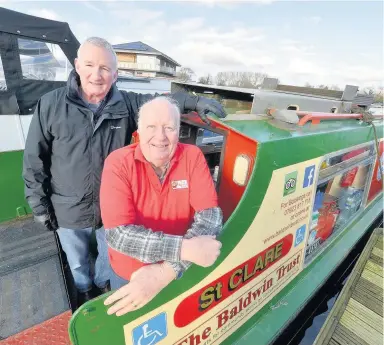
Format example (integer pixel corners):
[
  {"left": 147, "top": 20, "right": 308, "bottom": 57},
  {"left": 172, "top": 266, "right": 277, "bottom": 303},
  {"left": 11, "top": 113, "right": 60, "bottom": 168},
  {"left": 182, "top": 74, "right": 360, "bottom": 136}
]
[{"left": 171, "top": 180, "right": 189, "bottom": 190}]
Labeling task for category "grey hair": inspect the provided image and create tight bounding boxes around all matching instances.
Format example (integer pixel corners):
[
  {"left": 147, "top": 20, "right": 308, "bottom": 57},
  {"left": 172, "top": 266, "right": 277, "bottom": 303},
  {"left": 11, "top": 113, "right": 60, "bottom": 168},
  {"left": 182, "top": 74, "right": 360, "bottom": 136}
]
[
  {"left": 77, "top": 37, "right": 118, "bottom": 69},
  {"left": 137, "top": 96, "right": 181, "bottom": 131}
]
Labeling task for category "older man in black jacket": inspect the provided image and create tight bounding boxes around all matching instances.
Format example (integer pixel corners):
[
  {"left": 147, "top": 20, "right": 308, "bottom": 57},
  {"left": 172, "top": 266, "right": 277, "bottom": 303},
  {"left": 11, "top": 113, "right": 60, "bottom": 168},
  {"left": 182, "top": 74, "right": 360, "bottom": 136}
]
[{"left": 22, "top": 37, "right": 226, "bottom": 306}]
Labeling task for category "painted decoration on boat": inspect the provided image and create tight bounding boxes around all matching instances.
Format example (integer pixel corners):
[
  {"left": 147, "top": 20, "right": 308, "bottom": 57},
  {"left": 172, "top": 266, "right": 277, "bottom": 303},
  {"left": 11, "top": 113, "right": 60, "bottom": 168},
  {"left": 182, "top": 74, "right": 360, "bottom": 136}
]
[{"left": 121, "top": 157, "right": 321, "bottom": 345}]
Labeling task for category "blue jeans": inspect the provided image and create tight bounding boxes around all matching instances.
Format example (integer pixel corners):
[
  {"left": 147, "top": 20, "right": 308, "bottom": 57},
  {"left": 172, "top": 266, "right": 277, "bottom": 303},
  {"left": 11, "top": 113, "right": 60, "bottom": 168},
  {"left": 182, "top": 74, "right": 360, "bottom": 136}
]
[
  {"left": 110, "top": 268, "right": 129, "bottom": 290},
  {"left": 57, "top": 226, "right": 112, "bottom": 293}
]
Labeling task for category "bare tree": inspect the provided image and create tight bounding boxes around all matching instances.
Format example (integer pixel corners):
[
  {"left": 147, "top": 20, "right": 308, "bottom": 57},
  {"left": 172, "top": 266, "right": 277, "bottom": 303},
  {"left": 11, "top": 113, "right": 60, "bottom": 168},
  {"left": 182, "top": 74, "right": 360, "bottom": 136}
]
[
  {"left": 330, "top": 84, "right": 341, "bottom": 91},
  {"left": 374, "top": 88, "right": 383, "bottom": 104},
  {"left": 215, "top": 72, "right": 227, "bottom": 86},
  {"left": 198, "top": 74, "right": 213, "bottom": 85},
  {"left": 176, "top": 67, "right": 195, "bottom": 82},
  {"left": 363, "top": 87, "right": 384, "bottom": 104},
  {"left": 213, "top": 71, "right": 267, "bottom": 88},
  {"left": 304, "top": 83, "right": 341, "bottom": 91}
]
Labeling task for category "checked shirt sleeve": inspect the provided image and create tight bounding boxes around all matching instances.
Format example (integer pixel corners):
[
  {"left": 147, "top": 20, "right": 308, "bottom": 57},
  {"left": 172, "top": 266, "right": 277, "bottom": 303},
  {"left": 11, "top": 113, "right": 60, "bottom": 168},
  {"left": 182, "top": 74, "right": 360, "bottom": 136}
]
[
  {"left": 106, "top": 225, "right": 184, "bottom": 263},
  {"left": 168, "top": 206, "right": 223, "bottom": 278}
]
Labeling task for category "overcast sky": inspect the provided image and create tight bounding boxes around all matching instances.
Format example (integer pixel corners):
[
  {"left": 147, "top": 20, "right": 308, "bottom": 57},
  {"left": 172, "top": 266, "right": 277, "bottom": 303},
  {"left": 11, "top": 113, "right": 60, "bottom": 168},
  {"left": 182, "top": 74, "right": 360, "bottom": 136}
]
[{"left": 2, "top": 0, "right": 383, "bottom": 89}]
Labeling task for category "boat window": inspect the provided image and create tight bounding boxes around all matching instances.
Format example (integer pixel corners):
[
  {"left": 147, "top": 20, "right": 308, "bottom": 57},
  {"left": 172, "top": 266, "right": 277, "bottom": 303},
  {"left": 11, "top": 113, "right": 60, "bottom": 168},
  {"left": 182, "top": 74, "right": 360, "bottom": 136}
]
[
  {"left": 287, "top": 104, "right": 299, "bottom": 111},
  {"left": 367, "top": 143, "right": 384, "bottom": 204},
  {"left": 233, "top": 155, "right": 251, "bottom": 186},
  {"left": 17, "top": 38, "right": 73, "bottom": 81},
  {"left": 304, "top": 144, "right": 376, "bottom": 265},
  {"left": 330, "top": 106, "right": 338, "bottom": 113},
  {"left": 0, "top": 56, "right": 7, "bottom": 91},
  {"left": 319, "top": 144, "right": 374, "bottom": 178}
]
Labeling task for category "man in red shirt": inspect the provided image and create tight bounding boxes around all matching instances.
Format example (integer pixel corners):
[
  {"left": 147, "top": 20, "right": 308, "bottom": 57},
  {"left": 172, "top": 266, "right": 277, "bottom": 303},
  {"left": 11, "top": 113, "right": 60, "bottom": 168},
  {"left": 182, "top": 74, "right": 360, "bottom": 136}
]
[{"left": 100, "top": 96, "right": 223, "bottom": 316}]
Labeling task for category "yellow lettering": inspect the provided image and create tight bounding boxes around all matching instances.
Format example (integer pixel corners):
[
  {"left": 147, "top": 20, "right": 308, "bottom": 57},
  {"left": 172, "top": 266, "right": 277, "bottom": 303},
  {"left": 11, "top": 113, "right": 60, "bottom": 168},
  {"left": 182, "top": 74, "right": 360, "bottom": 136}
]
[
  {"left": 264, "top": 248, "right": 276, "bottom": 266},
  {"left": 228, "top": 269, "right": 243, "bottom": 291},
  {"left": 243, "top": 264, "right": 254, "bottom": 282},
  {"left": 199, "top": 287, "right": 215, "bottom": 310},
  {"left": 254, "top": 255, "right": 265, "bottom": 272},
  {"left": 275, "top": 242, "right": 283, "bottom": 259}
]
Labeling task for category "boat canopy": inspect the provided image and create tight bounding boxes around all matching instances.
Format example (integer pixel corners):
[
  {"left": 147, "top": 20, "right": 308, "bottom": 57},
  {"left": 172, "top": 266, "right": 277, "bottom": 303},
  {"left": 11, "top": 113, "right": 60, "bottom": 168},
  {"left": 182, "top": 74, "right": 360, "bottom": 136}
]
[{"left": 0, "top": 8, "right": 79, "bottom": 115}]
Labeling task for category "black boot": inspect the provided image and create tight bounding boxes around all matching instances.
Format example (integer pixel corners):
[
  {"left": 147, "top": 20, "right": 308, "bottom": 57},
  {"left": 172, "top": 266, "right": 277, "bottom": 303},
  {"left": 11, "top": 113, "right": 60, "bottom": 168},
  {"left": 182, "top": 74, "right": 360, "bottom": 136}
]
[
  {"left": 77, "top": 289, "right": 94, "bottom": 308},
  {"left": 98, "top": 281, "right": 111, "bottom": 295}
]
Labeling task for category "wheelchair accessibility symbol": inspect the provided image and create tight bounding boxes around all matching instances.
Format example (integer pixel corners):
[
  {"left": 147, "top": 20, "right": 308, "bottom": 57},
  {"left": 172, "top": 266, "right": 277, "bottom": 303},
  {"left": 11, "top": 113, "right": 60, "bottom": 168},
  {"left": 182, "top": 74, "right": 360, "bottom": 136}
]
[{"left": 132, "top": 312, "right": 168, "bottom": 345}]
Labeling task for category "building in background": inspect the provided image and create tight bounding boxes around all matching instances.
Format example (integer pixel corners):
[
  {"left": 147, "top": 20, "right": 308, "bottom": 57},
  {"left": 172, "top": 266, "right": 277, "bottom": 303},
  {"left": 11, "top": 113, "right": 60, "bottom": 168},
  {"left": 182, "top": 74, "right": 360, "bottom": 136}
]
[{"left": 113, "top": 41, "right": 180, "bottom": 78}]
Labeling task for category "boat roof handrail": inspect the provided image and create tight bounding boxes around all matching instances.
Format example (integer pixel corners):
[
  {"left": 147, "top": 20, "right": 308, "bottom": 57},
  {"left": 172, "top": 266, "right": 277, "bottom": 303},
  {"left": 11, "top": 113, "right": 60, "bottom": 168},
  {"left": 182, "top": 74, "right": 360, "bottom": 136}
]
[
  {"left": 296, "top": 112, "right": 383, "bottom": 126},
  {"left": 220, "top": 114, "right": 268, "bottom": 121}
]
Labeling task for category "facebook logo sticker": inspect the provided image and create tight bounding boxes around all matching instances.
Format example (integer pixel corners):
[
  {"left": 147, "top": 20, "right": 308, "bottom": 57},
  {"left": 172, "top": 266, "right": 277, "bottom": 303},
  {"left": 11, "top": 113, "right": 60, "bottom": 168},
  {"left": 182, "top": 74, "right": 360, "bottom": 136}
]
[
  {"left": 132, "top": 312, "right": 167, "bottom": 345},
  {"left": 295, "top": 225, "right": 306, "bottom": 247},
  {"left": 303, "top": 165, "right": 316, "bottom": 188}
]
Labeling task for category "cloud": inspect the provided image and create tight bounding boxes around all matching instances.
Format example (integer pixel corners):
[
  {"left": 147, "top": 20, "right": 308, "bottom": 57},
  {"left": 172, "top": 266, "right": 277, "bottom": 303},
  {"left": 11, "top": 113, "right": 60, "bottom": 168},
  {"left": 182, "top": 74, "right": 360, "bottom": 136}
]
[
  {"left": 82, "top": 1, "right": 103, "bottom": 14},
  {"left": 193, "top": 0, "right": 275, "bottom": 7},
  {"left": 28, "top": 9, "right": 61, "bottom": 21},
  {"left": 168, "top": 17, "right": 205, "bottom": 32},
  {"left": 336, "top": 65, "right": 384, "bottom": 85},
  {"left": 107, "top": 4, "right": 163, "bottom": 23},
  {"left": 288, "top": 57, "right": 325, "bottom": 76},
  {"left": 280, "top": 40, "right": 316, "bottom": 56},
  {"left": 188, "top": 27, "right": 265, "bottom": 45},
  {"left": 72, "top": 21, "right": 98, "bottom": 42},
  {"left": 306, "top": 16, "right": 322, "bottom": 25},
  {"left": 40, "top": 1, "right": 377, "bottom": 90},
  {"left": 174, "top": 40, "right": 274, "bottom": 77}
]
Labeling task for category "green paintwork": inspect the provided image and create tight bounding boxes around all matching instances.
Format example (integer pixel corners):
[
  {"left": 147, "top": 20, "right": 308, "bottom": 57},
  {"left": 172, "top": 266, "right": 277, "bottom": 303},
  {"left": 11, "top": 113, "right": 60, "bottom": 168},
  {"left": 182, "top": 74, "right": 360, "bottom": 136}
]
[
  {"left": 221, "top": 118, "right": 383, "bottom": 144},
  {"left": 68, "top": 119, "right": 383, "bottom": 345},
  {"left": 0, "top": 150, "right": 31, "bottom": 223}
]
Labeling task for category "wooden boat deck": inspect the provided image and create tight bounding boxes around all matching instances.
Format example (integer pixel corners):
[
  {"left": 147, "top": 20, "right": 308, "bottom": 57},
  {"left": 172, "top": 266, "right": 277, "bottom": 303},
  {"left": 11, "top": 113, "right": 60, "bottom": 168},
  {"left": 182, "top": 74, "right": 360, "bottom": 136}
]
[{"left": 314, "top": 227, "right": 383, "bottom": 345}]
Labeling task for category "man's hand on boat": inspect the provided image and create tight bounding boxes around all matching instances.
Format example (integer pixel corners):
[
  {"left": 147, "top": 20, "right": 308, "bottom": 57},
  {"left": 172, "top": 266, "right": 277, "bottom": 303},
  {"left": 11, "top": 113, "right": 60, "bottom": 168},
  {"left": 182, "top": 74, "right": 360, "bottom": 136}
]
[
  {"left": 195, "top": 97, "right": 227, "bottom": 124},
  {"left": 104, "top": 263, "right": 177, "bottom": 316},
  {"left": 104, "top": 236, "right": 222, "bottom": 316}
]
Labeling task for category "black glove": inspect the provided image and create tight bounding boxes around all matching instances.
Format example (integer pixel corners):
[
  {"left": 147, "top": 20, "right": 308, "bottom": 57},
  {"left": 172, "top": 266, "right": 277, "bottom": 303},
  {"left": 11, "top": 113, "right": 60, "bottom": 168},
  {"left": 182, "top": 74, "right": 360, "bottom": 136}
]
[
  {"left": 34, "top": 210, "right": 58, "bottom": 231},
  {"left": 195, "top": 97, "right": 227, "bottom": 124}
]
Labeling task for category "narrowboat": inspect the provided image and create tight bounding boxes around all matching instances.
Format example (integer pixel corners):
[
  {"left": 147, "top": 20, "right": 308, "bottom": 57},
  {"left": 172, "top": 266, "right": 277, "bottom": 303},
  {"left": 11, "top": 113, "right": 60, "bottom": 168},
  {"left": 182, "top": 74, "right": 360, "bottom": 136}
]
[{"left": 0, "top": 8, "right": 382, "bottom": 345}]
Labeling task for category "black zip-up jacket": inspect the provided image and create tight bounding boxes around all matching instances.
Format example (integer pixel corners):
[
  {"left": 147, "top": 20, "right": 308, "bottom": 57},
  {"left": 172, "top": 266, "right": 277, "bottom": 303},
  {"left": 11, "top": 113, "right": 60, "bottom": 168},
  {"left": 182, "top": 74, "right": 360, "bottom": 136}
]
[{"left": 22, "top": 71, "right": 203, "bottom": 230}]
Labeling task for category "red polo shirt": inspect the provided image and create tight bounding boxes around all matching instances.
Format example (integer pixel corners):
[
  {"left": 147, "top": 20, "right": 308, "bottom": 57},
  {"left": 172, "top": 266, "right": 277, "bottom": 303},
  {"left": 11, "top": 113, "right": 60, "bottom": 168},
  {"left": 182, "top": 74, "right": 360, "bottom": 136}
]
[{"left": 100, "top": 142, "right": 218, "bottom": 280}]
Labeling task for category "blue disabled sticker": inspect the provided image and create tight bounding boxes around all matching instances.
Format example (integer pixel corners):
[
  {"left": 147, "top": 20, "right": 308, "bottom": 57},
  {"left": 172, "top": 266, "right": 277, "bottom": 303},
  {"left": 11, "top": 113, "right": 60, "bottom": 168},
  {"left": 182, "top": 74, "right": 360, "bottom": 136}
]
[
  {"left": 132, "top": 312, "right": 167, "bottom": 345},
  {"left": 294, "top": 225, "right": 306, "bottom": 247}
]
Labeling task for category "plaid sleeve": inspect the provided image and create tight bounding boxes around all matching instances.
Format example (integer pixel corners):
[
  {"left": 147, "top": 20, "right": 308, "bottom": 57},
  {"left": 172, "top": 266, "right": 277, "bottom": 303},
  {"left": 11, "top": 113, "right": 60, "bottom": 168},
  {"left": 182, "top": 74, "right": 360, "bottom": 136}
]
[
  {"left": 105, "top": 225, "right": 183, "bottom": 263},
  {"left": 168, "top": 206, "right": 223, "bottom": 278}
]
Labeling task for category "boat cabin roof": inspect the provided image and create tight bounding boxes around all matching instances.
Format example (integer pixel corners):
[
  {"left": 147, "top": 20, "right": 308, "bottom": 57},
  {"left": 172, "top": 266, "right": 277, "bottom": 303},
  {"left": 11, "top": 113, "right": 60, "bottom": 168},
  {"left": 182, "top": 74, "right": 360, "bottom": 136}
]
[
  {"left": 213, "top": 114, "right": 383, "bottom": 144},
  {"left": 0, "top": 8, "right": 79, "bottom": 48}
]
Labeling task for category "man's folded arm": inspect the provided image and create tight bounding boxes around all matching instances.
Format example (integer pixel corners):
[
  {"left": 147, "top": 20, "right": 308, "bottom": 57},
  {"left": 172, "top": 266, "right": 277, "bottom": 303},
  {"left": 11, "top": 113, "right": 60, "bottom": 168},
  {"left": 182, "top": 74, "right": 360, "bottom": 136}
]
[
  {"left": 105, "top": 224, "right": 184, "bottom": 264},
  {"left": 105, "top": 206, "right": 223, "bottom": 269},
  {"left": 167, "top": 206, "right": 223, "bottom": 277}
]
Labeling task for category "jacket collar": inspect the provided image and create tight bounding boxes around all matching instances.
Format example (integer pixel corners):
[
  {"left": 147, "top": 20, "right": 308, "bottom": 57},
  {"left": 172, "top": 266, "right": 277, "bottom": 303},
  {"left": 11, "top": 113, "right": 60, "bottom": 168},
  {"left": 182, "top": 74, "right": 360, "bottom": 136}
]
[{"left": 65, "top": 70, "right": 128, "bottom": 116}]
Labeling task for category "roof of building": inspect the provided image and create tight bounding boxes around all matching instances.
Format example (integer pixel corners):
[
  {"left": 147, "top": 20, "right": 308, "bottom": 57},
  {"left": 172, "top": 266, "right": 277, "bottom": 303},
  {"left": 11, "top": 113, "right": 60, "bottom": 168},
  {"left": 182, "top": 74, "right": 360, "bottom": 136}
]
[
  {"left": 171, "top": 81, "right": 347, "bottom": 100},
  {"left": 171, "top": 80, "right": 256, "bottom": 94},
  {"left": 276, "top": 84, "right": 344, "bottom": 99},
  {"left": 112, "top": 41, "right": 180, "bottom": 66}
]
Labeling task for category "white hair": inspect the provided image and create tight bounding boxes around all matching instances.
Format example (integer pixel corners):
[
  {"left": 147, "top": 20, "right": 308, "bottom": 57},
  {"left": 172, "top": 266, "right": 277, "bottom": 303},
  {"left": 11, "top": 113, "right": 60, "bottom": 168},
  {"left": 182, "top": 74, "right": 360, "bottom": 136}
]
[
  {"left": 77, "top": 36, "right": 118, "bottom": 69},
  {"left": 137, "top": 97, "right": 181, "bottom": 131}
]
